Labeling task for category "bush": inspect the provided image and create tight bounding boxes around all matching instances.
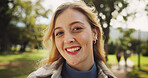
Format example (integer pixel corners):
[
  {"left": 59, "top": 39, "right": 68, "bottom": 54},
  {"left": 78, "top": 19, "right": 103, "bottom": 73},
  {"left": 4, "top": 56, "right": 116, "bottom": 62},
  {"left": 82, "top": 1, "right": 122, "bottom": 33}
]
[
  {"left": 108, "top": 41, "right": 116, "bottom": 54},
  {"left": 141, "top": 41, "right": 148, "bottom": 56}
]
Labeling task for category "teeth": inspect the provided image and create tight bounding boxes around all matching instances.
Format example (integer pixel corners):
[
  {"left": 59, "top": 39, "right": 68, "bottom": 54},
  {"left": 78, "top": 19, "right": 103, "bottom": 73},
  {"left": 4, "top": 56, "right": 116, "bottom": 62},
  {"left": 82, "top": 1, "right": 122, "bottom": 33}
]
[{"left": 66, "top": 47, "right": 80, "bottom": 52}]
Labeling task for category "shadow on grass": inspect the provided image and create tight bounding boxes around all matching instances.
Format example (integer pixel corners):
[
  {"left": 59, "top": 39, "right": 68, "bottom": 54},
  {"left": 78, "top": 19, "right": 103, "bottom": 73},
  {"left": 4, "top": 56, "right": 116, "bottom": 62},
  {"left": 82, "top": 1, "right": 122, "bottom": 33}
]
[
  {"left": 127, "top": 67, "right": 140, "bottom": 78},
  {"left": 127, "top": 65, "right": 148, "bottom": 78},
  {"left": 139, "top": 67, "right": 148, "bottom": 72},
  {"left": 0, "top": 57, "right": 39, "bottom": 78}
]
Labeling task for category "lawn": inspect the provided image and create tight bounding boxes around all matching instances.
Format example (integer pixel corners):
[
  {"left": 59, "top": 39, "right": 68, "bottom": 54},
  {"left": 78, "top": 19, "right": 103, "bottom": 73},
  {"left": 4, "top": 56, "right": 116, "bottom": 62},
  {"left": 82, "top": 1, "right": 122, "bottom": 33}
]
[
  {"left": 127, "top": 54, "right": 148, "bottom": 78},
  {"left": 107, "top": 54, "right": 148, "bottom": 78},
  {"left": 0, "top": 49, "right": 48, "bottom": 78},
  {"left": 0, "top": 50, "right": 148, "bottom": 78}
]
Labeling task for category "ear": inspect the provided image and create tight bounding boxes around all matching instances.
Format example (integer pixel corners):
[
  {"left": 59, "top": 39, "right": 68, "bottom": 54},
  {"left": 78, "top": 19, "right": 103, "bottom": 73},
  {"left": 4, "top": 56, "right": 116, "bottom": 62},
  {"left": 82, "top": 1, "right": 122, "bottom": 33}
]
[{"left": 92, "top": 27, "right": 99, "bottom": 41}]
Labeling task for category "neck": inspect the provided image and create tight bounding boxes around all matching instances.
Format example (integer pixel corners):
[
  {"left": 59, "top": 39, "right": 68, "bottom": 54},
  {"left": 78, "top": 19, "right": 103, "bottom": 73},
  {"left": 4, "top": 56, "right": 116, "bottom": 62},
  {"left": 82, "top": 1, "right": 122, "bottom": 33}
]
[{"left": 67, "top": 58, "right": 95, "bottom": 72}]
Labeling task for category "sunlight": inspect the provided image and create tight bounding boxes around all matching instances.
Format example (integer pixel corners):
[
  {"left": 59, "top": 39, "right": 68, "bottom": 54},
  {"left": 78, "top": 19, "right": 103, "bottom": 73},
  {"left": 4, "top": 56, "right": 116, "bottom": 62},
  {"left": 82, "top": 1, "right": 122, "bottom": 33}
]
[
  {"left": 39, "top": 0, "right": 148, "bottom": 32},
  {"left": 41, "top": 0, "right": 74, "bottom": 11},
  {"left": 110, "top": 0, "right": 148, "bottom": 32}
]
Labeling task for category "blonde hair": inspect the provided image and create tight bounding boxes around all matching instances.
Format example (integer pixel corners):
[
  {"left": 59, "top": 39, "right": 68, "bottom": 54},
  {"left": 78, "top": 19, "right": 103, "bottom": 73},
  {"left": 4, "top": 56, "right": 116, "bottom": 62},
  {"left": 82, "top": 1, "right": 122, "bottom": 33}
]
[{"left": 43, "top": 1, "right": 105, "bottom": 65}]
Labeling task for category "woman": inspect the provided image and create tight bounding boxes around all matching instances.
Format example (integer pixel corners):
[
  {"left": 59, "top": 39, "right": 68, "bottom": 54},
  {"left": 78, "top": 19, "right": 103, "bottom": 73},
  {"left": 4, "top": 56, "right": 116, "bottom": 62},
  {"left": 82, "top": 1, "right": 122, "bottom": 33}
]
[{"left": 28, "top": 1, "right": 116, "bottom": 78}]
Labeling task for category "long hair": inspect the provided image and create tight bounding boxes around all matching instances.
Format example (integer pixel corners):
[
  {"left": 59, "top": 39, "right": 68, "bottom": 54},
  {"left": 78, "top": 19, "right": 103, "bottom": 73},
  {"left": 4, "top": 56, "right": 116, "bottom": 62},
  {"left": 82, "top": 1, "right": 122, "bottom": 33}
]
[{"left": 43, "top": 1, "right": 105, "bottom": 65}]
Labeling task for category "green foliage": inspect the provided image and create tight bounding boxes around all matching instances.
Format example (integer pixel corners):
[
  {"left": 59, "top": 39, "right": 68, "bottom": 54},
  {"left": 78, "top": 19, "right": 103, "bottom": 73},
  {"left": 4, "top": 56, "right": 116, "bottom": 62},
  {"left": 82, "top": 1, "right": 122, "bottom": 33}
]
[
  {"left": 108, "top": 40, "right": 116, "bottom": 54},
  {"left": 114, "top": 27, "right": 148, "bottom": 56},
  {"left": 129, "top": 38, "right": 140, "bottom": 52},
  {"left": 0, "top": 0, "right": 50, "bottom": 52},
  {"left": 117, "top": 27, "right": 136, "bottom": 52},
  {"left": 13, "top": 0, "right": 50, "bottom": 52},
  {"left": 128, "top": 38, "right": 148, "bottom": 56},
  {"left": 145, "top": 3, "right": 148, "bottom": 16},
  {"left": 141, "top": 41, "right": 148, "bottom": 56}
]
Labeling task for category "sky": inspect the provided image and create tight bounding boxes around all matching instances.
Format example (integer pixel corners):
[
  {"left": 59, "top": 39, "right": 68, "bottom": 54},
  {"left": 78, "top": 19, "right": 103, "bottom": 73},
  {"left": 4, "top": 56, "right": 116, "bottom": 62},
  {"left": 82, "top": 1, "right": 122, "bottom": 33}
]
[{"left": 36, "top": 0, "right": 148, "bottom": 32}]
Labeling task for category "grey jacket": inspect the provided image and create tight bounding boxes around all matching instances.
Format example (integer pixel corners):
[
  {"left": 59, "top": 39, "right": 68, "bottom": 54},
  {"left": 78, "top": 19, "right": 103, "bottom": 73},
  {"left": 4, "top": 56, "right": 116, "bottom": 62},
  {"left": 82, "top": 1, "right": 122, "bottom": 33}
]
[{"left": 28, "top": 58, "right": 116, "bottom": 78}]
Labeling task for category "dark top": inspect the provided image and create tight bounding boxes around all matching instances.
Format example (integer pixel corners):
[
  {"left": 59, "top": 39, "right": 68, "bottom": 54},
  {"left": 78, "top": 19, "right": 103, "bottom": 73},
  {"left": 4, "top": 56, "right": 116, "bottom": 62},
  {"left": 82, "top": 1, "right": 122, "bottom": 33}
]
[{"left": 61, "top": 62, "right": 97, "bottom": 78}]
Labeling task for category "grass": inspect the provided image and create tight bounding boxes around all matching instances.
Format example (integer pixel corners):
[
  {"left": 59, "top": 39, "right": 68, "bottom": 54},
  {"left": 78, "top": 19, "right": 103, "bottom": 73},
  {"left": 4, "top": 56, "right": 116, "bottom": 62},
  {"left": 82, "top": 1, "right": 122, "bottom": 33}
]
[
  {"left": 107, "top": 54, "right": 125, "bottom": 65},
  {"left": 107, "top": 54, "right": 148, "bottom": 78},
  {"left": 127, "top": 54, "right": 148, "bottom": 78},
  {"left": 0, "top": 51, "right": 148, "bottom": 78},
  {"left": 0, "top": 49, "right": 48, "bottom": 78},
  {"left": 129, "top": 54, "right": 148, "bottom": 66}
]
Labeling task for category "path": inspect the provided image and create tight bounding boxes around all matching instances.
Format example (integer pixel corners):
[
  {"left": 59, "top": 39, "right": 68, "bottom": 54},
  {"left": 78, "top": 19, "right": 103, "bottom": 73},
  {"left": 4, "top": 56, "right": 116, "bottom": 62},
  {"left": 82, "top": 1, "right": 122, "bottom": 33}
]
[{"left": 110, "top": 59, "right": 134, "bottom": 78}]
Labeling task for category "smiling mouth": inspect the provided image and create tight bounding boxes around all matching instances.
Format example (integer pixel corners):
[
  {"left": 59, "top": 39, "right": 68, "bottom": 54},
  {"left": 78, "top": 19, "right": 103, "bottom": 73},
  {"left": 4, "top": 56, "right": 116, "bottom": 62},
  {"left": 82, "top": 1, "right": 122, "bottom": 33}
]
[{"left": 65, "top": 46, "right": 81, "bottom": 53}]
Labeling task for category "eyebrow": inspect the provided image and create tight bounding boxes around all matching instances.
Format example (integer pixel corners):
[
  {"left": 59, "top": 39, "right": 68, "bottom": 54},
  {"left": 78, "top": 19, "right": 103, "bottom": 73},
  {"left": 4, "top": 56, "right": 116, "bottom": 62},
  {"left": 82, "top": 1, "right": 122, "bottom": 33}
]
[
  {"left": 54, "top": 21, "right": 84, "bottom": 31},
  {"left": 69, "top": 21, "right": 84, "bottom": 26},
  {"left": 54, "top": 27, "right": 62, "bottom": 31}
]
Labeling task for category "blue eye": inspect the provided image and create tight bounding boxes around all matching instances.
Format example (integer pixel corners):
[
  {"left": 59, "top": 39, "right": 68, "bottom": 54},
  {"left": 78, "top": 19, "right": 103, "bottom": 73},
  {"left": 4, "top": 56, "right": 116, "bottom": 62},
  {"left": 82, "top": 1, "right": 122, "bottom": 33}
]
[
  {"left": 56, "top": 32, "right": 64, "bottom": 36},
  {"left": 73, "top": 27, "right": 82, "bottom": 31}
]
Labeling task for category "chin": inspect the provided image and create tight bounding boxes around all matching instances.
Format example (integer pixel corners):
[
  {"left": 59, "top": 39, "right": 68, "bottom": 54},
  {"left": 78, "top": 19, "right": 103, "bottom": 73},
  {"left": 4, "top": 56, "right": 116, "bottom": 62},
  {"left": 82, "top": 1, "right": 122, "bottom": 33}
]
[{"left": 67, "top": 59, "right": 81, "bottom": 66}]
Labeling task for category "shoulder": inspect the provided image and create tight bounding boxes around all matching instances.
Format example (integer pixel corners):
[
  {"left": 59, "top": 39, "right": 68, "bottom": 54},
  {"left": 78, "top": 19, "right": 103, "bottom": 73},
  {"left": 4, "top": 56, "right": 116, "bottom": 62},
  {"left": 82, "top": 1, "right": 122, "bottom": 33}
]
[
  {"left": 96, "top": 61, "right": 117, "bottom": 78},
  {"left": 27, "top": 58, "right": 64, "bottom": 78},
  {"left": 27, "top": 64, "right": 53, "bottom": 78}
]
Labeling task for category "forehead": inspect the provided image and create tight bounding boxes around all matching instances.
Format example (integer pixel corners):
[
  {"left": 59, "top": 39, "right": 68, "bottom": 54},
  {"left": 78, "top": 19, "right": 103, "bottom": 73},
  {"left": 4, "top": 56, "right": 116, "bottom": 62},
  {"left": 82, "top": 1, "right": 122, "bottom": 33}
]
[{"left": 54, "top": 8, "right": 88, "bottom": 27}]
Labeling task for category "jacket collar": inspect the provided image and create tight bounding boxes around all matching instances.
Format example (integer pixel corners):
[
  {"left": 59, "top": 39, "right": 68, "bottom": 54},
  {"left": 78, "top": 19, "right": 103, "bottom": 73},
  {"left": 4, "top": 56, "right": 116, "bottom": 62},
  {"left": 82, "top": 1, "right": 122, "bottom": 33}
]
[
  {"left": 97, "top": 61, "right": 116, "bottom": 78},
  {"left": 32, "top": 58, "right": 116, "bottom": 78}
]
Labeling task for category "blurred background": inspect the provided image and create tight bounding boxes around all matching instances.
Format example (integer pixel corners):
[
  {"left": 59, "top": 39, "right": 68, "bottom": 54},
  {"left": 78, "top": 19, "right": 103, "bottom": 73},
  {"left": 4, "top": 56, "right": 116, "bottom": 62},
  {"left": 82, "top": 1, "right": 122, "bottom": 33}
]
[{"left": 0, "top": 0, "right": 148, "bottom": 78}]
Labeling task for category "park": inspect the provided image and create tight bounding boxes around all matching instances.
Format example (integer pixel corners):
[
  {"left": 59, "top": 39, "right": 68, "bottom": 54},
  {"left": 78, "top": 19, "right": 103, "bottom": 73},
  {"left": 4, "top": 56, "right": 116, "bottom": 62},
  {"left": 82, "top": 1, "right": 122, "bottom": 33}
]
[{"left": 0, "top": 0, "right": 148, "bottom": 78}]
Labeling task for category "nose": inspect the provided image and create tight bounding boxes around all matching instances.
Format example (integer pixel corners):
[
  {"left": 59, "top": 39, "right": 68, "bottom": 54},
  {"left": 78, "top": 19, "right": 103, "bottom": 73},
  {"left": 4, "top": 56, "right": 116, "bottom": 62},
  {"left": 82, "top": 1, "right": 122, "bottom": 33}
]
[{"left": 64, "top": 32, "right": 75, "bottom": 44}]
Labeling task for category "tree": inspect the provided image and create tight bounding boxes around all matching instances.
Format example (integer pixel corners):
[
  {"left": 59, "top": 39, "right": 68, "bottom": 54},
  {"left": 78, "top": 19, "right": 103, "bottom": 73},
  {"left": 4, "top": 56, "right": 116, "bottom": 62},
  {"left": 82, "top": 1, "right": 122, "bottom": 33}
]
[
  {"left": 13, "top": 0, "right": 50, "bottom": 52},
  {"left": 129, "top": 38, "right": 140, "bottom": 53},
  {"left": 83, "top": 0, "right": 129, "bottom": 60},
  {"left": 145, "top": 1, "right": 148, "bottom": 16},
  {"left": 108, "top": 40, "right": 116, "bottom": 54},
  {"left": 117, "top": 27, "right": 135, "bottom": 52},
  {"left": 0, "top": 0, "right": 14, "bottom": 52},
  {"left": 141, "top": 40, "right": 148, "bottom": 56},
  {"left": 116, "top": 27, "right": 135, "bottom": 67},
  {"left": 0, "top": 0, "right": 50, "bottom": 52}
]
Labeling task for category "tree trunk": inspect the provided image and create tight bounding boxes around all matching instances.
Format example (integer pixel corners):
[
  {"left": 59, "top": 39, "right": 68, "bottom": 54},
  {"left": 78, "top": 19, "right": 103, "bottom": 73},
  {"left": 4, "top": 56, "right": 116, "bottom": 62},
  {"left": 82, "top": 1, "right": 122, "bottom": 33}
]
[
  {"left": 0, "top": 32, "right": 11, "bottom": 52},
  {"left": 103, "top": 27, "right": 110, "bottom": 62},
  {"left": 19, "top": 41, "right": 29, "bottom": 52}
]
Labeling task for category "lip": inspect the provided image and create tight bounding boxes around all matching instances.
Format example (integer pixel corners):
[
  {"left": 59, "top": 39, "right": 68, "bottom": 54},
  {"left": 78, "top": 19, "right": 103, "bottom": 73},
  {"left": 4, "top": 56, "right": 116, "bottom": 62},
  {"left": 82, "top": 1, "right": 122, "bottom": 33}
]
[
  {"left": 65, "top": 46, "right": 80, "bottom": 49},
  {"left": 66, "top": 50, "right": 80, "bottom": 55},
  {"left": 65, "top": 46, "right": 81, "bottom": 55}
]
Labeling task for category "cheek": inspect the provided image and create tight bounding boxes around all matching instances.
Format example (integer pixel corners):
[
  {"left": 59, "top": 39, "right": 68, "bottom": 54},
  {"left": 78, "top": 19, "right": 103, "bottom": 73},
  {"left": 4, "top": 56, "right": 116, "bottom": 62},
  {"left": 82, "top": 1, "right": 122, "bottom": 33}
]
[
  {"left": 77, "top": 31, "right": 93, "bottom": 48},
  {"left": 81, "top": 31, "right": 93, "bottom": 43},
  {"left": 55, "top": 38, "right": 62, "bottom": 51}
]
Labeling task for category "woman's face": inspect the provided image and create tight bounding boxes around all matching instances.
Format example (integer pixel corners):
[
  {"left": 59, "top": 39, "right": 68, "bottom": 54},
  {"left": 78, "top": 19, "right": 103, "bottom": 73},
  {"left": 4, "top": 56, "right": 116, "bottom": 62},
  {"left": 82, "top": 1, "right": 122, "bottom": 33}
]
[{"left": 54, "top": 9, "right": 97, "bottom": 68}]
